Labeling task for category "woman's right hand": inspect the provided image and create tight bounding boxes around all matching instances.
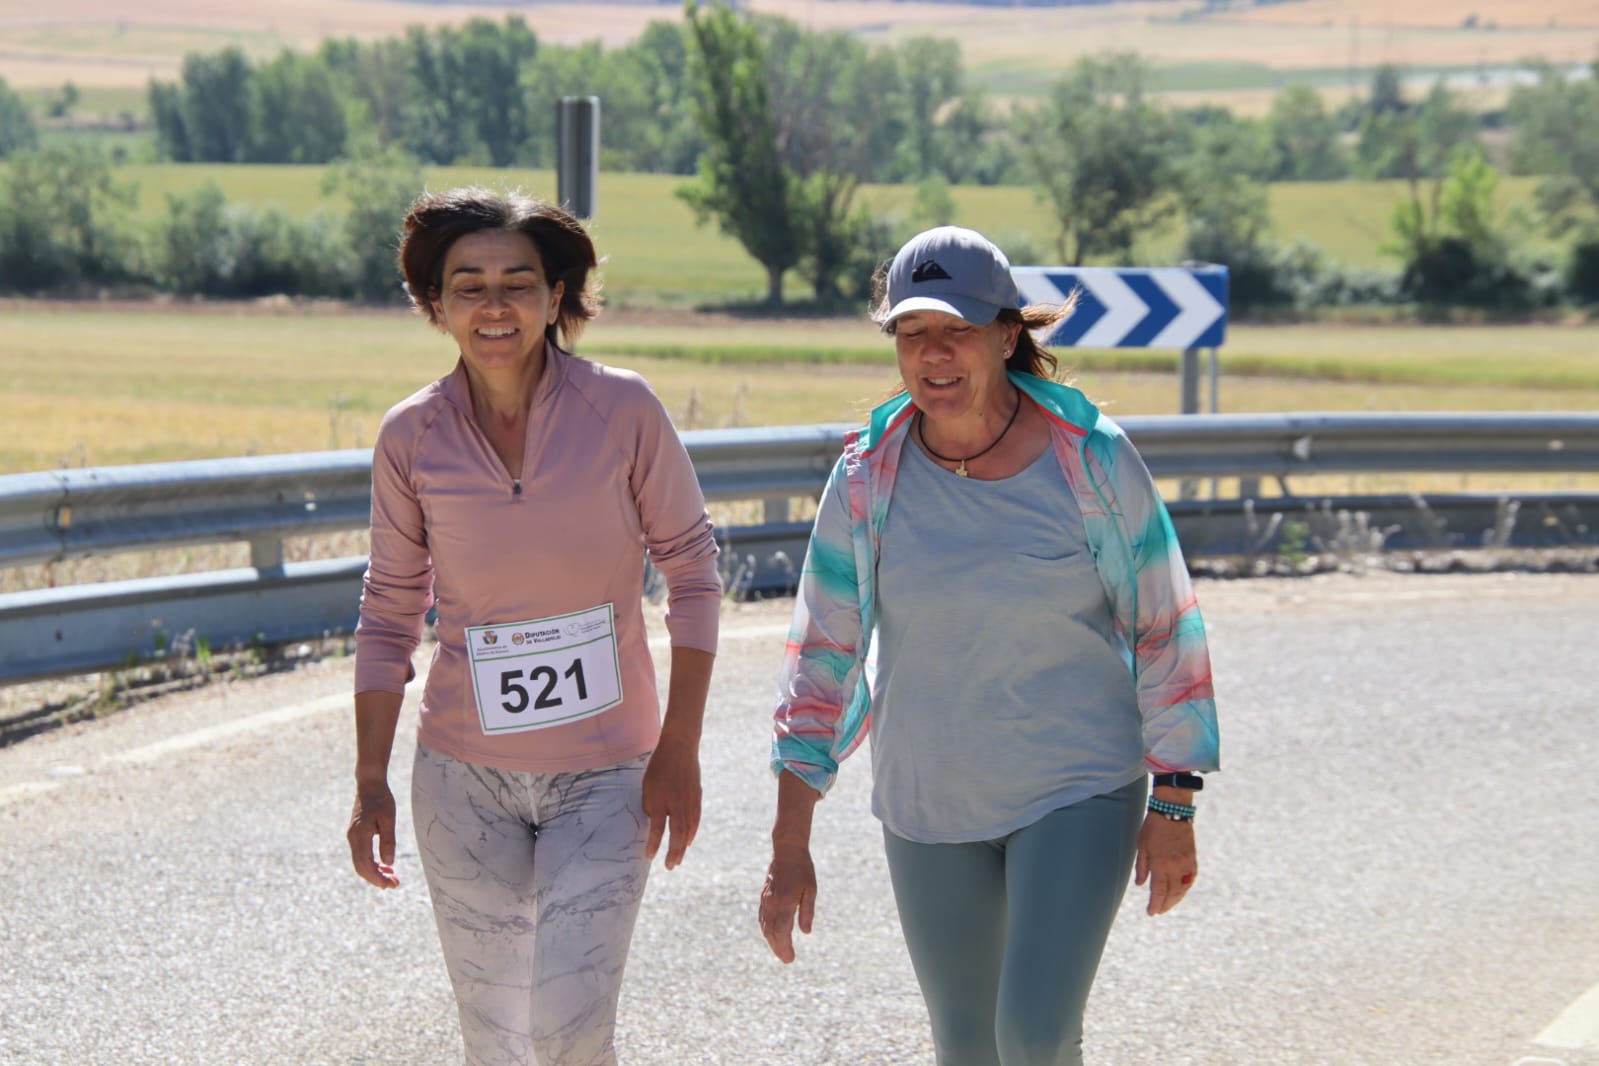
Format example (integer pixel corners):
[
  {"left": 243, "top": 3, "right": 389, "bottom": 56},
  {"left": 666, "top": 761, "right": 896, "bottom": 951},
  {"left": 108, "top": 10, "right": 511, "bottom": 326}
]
[
  {"left": 347, "top": 780, "right": 401, "bottom": 889},
  {"left": 760, "top": 845, "right": 817, "bottom": 963}
]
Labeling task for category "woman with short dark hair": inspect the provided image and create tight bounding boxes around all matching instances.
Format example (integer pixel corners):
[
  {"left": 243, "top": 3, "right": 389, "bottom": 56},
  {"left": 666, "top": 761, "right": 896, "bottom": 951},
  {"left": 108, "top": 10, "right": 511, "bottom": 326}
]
[{"left": 347, "top": 188, "right": 721, "bottom": 1066}]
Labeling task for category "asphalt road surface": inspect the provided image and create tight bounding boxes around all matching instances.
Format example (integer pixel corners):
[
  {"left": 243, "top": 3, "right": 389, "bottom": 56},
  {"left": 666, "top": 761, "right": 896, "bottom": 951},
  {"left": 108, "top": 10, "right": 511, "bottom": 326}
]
[{"left": 3, "top": 571, "right": 1596, "bottom": 1066}]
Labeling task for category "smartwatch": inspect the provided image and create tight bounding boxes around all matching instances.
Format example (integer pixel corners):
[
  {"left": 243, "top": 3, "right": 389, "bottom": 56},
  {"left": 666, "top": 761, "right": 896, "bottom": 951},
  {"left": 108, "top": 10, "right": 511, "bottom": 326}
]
[{"left": 1152, "top": 772, "right": 1204, "bottom": 791}]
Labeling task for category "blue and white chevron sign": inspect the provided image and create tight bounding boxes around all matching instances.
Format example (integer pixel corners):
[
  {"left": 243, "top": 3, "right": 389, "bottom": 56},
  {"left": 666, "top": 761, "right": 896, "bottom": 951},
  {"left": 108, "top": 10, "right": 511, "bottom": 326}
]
[{"left": 1010, "top": 266, "right": 1229, "bottom": 350}]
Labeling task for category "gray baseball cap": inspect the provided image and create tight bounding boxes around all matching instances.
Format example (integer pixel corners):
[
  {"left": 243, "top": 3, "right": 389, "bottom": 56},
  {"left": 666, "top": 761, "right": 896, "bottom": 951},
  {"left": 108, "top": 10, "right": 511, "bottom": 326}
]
[{"left": 880, "top": 226, "right": 1022, "bottom": 330}]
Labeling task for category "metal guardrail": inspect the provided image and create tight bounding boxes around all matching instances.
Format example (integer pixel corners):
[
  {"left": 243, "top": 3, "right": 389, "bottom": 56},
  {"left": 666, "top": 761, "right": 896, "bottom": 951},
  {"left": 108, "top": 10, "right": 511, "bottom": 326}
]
[{"left": 2, "top": 414, "right": 1597, "bottom": 685}]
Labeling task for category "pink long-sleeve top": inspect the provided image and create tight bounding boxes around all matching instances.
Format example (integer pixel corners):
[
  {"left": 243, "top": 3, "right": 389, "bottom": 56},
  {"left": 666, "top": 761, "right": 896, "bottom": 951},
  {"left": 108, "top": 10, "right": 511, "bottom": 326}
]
[{"left": 355, "top": 342, "right": 721, "bottom": 773}]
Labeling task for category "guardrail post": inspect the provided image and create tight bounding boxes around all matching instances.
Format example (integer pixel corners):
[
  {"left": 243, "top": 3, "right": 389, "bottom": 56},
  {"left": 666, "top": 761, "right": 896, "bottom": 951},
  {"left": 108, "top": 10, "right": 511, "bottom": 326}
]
[{"left": 250, "top": 536, "right": 285, "bottom": 574}]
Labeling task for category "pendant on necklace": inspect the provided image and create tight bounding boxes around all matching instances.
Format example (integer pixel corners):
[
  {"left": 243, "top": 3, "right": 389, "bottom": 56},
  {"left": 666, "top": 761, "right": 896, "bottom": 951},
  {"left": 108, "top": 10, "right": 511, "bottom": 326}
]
[{"left": 956, "top": 461, "right": 969, "bottom": 477}]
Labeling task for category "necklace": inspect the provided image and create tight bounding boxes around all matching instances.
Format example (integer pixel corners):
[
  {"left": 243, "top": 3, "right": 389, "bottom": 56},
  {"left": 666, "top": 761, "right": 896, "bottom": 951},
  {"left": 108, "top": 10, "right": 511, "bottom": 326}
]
[{"left": 916, "top": 392, "right": 1021, "bottom": 477}]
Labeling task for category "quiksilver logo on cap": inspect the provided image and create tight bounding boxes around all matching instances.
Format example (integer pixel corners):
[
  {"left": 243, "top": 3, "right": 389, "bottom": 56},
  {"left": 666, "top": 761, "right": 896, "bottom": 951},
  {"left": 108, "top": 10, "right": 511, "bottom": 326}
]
[{"left": 910, "top": 258, "right": 952, "bottom": 283}]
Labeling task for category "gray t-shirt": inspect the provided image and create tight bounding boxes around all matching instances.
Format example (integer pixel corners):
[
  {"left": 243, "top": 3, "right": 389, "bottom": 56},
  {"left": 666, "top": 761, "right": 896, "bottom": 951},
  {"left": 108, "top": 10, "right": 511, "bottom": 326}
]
[{"left": 870, "top": 439, "right": 1145, "bottom": 843}]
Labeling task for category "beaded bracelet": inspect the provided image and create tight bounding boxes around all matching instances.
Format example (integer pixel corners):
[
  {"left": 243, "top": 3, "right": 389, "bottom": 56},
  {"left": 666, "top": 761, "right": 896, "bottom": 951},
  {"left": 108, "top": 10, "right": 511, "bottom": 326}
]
[{"left": 1148, "top": 797, "right": 1197, "bottom": 822}]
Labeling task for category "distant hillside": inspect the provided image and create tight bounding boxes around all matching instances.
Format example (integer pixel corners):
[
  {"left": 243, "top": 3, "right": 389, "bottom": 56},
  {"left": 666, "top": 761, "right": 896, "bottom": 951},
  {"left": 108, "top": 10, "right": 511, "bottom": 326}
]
[{"left": 2, "top": 0, "right": 1592, "bottom": 113}]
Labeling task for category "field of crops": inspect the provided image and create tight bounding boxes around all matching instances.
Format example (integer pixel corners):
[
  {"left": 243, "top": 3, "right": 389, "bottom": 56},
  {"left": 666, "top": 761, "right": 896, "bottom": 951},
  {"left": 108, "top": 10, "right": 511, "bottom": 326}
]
[
  {"left": 3, "top": 301, "right": 1596, "bottom": 476},
  {"left": 3, "top": 0, "right": 1594, "bottom": 113}
]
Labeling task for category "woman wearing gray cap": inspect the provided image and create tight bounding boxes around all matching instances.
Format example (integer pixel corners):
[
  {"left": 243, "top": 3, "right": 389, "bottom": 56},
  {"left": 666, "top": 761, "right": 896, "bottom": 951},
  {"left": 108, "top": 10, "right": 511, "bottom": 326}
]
[{"left": 758, "top": 226, "right": 1220, "bottom": 1065}]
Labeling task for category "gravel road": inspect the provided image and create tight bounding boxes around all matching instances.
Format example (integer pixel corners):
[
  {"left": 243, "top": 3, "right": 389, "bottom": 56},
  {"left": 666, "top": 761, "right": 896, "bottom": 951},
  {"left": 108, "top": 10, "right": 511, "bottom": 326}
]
[{"left": 2, "top": 571, "right": 1596, "bottom": 1066}]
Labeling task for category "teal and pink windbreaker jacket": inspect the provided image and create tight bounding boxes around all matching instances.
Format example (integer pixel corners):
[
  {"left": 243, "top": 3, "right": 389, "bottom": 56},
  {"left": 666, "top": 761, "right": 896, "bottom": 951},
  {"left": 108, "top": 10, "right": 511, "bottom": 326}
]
[{"left": 771, "top": 371, "right": 1221, "bottom": 796}]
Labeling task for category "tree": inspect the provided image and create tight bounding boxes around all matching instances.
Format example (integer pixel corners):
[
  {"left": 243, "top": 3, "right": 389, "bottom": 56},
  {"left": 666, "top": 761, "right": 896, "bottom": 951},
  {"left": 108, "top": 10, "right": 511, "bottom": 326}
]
[
  {"left": 606, "top": 21, "right": 703, "bottom": 174},
  {"left": 400, "top": 25, "right": 467, "bottom": 164},
  {"left": 249, "top": 51, "right": 348, "bottom": 163},
  {"left": 1266, "top": 85, "right": 1347, "bottom": 181},
  {"left": 0, "top": 144, "right": 140, "bottom": 292},
  {"left": 884, "top": 37, "right": 962, "bottom": 183},
  {"left": 154, "top": 182, "right": 345, "bottom": 297},
  {"left": 323, "top": 141, "right": 425, "bottom": 302},
  {"left": 519, "top": 38, "right": 695, "bottom": 172},
  {"left": 320, "top": 36, "right": 412, "bottom": 147},
  {"left": 1170, "top": 107, "right": 1278, "bottom": 183},
  {"left": 1508, "top": 59, "right": 1599, "bottom": 239},
  {"left": 397, "top": 17, "right": 536, "bottom": 165},
  {"left": 1017, "top": 53, "right": 1180, "bottom": 265},
  {"left": 1368, "top": 63, "right": 1406, "bottom": 117},
  {"left": 0, "top": 76, "right": 39, "bottom": 158},
  {"left": 631, "top": 20, "right": 704, "bottom": 173},
  {"left": 1175, "top": 114, "right": 1285, "bottom": 311},
  {"left": 937, "top": 87, "right": 1015, "bottom": 185},
  {"left": 678, "top": 1, "right": 805, "bottom": 307},
  {"left": 178, "top": 47, "right": 255, "bottom": 162},
  {"left": 1355, "top": 73, "right": 1478, "bottom": 183},
  {"left": 761, "top": 17, "right": 902, "bottom": 300},
  {"left": 450, "top": 17, "right": 536, "bottom": 166},
  {"left": 46, "top": 81, "right": 80, "bottom": 120},
  {"left": 1386, "top": 149, "right": 1540, "bottom": 310},
  {"left": 148, "top": 79, "right": 191, "bottom": 161}
]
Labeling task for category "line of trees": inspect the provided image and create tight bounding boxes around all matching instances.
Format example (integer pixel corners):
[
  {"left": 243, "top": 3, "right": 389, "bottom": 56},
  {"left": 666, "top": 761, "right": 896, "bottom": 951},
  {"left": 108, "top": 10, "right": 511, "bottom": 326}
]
[
  {"left": 122, "top": 11, "right": 1599, "bottom": 194},
  {"left": 673, "top": 3, "right": 1599, "bottom": 313},
  {"left": 136, "top": 13, "right": 1002, "bottom": 187},
  {"left": 2, "top": 3, "right": 1598, "bottom": 314},
  {"left": 0, "top": 142, "right": 422, "bottom": 301},
  {"left": 0, "top": 76, "right": 38, "bottom": 157}
]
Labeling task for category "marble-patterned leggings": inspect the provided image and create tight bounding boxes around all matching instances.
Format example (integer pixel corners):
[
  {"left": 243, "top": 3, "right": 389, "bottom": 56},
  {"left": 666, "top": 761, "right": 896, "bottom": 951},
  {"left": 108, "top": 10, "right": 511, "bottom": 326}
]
[{"left": 411, "top": 743, "right": 652, "bottom": 1066}]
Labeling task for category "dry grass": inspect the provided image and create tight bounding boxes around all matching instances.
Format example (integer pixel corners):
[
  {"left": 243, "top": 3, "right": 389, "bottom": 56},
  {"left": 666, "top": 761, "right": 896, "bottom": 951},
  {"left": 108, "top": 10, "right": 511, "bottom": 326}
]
[
  {"left": 4, "top": 302, "right": 1596, "bottom": 597},
  {"left": 1, "top": 0, "right": 1592, "bottom": 100},
  {"left": 6, "top": 303, "right": 1599, "bottom": 473},
  {"left": 1216, "top": 0, "right": 1596, "bottom": 29}
]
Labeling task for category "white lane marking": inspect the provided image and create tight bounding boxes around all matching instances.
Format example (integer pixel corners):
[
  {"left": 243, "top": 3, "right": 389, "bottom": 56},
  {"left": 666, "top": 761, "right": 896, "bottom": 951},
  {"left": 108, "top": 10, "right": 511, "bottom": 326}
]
[
  {"left": 1536, "top": 980, "right": 1599, "bottom": 1050},
  {"left": 104, "top": 693, "right": 350, "bottom": 766},
  {"left": 0, "top": 619, "right": 793, "bottom": 808}
]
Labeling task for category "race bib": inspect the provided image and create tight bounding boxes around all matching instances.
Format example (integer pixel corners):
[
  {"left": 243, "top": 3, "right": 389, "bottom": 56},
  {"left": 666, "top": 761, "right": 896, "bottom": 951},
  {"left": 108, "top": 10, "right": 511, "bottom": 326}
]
[{"left": 465, "top": 604, "right": 624, "bottom": 735}]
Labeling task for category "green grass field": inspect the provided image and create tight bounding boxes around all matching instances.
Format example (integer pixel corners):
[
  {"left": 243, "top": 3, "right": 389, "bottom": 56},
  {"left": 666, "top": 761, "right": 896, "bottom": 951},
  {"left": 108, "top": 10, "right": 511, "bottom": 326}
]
[
  {"left": 71, "top": 162, "right": 1552, "bottom": 304},
  {"left": 3, "top": 303, "right": 1595, "bottom": 475}
]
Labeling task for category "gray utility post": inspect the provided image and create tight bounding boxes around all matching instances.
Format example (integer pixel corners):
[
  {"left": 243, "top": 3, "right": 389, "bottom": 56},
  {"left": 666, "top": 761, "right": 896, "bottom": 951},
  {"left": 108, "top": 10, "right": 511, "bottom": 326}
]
[{"left": 556, "top": 95, "right": 600, "bottom": 220}]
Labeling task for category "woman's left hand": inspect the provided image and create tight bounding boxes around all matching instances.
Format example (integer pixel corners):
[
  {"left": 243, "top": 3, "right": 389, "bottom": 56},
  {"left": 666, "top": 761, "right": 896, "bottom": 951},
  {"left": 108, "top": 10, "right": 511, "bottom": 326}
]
[
  {"left": 1134, "top": 814, "right": 1198, "bottom": 916},
  {"left": 642, "top": 740, "right": 701, "bottom": 870}
]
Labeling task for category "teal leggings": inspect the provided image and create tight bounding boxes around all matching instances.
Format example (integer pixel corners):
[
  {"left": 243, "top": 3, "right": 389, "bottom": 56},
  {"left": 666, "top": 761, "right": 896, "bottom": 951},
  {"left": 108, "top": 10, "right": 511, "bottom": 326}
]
[{"left": 882, "top": 778, "right": 1147, "bottom": 1066}]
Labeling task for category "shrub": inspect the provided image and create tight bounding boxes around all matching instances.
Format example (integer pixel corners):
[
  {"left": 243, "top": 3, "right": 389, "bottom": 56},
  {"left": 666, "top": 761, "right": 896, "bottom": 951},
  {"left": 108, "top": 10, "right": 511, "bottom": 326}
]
[
  {"left": 155, "top": 184, "right": 350, "bottom": 298},
  {"left": 0, "top": 144, "right": 141, "bottom": 293},
  {"left": 1566, "top": 238, "right": 1599, "bottom": 306}
]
